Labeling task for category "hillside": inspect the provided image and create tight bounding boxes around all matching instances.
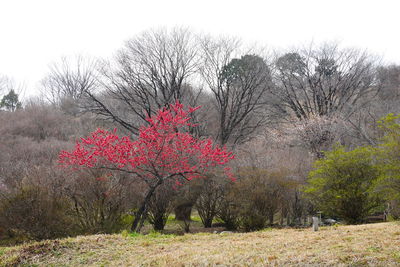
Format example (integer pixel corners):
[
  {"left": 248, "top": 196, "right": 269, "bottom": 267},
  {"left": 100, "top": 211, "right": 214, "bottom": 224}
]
[{"left": 1, "top": 222, "right": 400, "bottom": 266}]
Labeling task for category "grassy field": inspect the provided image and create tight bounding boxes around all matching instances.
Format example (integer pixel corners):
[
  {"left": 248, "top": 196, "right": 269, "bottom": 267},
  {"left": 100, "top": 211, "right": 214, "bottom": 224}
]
[{"left": 1, "top": 222, "right": 400, "bottom": 266}]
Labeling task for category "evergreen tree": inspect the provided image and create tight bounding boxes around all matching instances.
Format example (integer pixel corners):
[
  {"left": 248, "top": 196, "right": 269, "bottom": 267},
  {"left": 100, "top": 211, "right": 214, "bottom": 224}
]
[{"left": 0, "top": 89, "right": 22, "bottom": 111}]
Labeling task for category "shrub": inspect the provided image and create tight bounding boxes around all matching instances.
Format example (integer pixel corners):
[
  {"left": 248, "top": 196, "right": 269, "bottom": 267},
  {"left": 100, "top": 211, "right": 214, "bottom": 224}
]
[
  {"left": 65, "top": 169, "right": 138, "bottom": 234},
  {"left": 195, "top": 174, "right": 225, "bottom": 228},
  {"left": 216, "top": 168, "right": 291, "bottom": 231},
  {"left": 0, "top": 184, "right": 74, "bottom": 240},
  {"left": 305, "top": 145, "right": 382, "bottom": 224},
  {"left": 374, "top": 114, "right": 400, "bottom": 210}
]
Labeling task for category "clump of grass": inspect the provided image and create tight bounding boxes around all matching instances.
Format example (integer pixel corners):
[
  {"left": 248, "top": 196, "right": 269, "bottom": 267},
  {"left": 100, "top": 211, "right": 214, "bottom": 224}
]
[
  {"left": 129, "top": 231, "right": 142, "bottom": 238},
  {"left": 121, "top": 229, "right": 176, "bottom": 239},
  {"left": 260, "top": 227, "right": 273, "bottom": 232},
  {"left": 146, "top": 230, "right": 176, "bottom": 239}
]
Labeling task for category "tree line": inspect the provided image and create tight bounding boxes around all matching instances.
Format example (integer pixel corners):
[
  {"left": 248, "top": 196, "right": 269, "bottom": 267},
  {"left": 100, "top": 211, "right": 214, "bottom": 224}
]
[{"left": 1, "top": 27, "right": 400, "bottom": 242}]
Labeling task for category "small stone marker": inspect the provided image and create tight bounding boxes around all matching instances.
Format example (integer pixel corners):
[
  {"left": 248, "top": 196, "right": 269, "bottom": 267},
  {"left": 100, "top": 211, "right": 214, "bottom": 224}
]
[{"left": 312, "top": 216, "right": 319, "bottom": 231}]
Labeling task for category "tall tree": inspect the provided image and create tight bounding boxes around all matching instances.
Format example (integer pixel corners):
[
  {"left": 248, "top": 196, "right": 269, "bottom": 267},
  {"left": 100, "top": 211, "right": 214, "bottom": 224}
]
[
  {"left": 200, "top": 36, "right": 272, "bottom": 145},
  {"left": 40, "top": 56, "right": 99, "bottom": 115},
  {"left": 84, "top": 28, "right": 201, "bottom": 135},
  {"left": 273, "top": 43, "right": 379, "bottom": 121},
  {"left": 41, "top": 56, "right": 99, "bottom": 104}
]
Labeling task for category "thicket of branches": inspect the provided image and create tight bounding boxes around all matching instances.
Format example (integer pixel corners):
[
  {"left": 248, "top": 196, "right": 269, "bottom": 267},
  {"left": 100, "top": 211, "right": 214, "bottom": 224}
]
[{"left": 1, "top": 28, "right": 400, "bottom": 242}]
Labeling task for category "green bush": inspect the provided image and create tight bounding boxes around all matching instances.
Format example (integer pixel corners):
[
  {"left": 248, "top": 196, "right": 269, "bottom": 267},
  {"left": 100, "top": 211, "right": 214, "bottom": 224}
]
[
  {"left": 374, "top": 114, "right": 400, "bottom": 201},
  {"left": 305, "top": 145, "right": 382, "bottom": 224}
]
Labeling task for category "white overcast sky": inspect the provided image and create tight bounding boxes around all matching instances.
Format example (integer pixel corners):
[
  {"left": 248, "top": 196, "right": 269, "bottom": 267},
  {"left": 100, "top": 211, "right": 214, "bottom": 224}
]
[{"left": 0, "top": 0, "right": 399, "bottom": 97}]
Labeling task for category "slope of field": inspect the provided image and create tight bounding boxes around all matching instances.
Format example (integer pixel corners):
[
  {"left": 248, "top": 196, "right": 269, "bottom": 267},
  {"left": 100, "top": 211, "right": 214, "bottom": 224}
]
[{"left": 1, "top": 222, "right": 400, "bottom": 266}]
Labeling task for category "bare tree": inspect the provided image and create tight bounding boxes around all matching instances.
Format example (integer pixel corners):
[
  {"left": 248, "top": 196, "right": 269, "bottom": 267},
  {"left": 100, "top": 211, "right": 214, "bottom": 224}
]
[
  {"left": 377, "top": 64, "right": 400, "bottom": 101},
  {"left": 199, "top": 36, "right": 273, "bottom": 145},
  {"left": 0, "top": 76, "right": 18, "bottom": 94},
  {"left": 85, "top": 28, "right": 201, "bottom": 135},
  {"left": 341, "top": 64, "right": 400, "bottom": 146},
  {"left": 0, "top": 75, "right": 7, "bottom": 96},
  {"left": 273, "top": 43, "right": 379, "bottom": 121},
  {"left": 64, "top": 169, "right": 136, "bottom": 234},
  {"left": 41, "top": 56, "right": 99, "bottom": 115},
  {"left": 195, "top": 175, "right": 224, "bottom": 228}
]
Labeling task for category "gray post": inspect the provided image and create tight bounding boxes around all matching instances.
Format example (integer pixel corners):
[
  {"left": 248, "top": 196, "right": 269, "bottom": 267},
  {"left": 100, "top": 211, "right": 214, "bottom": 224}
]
[{"left": 312, "top": 216, "right": 319, "bottom": 231}]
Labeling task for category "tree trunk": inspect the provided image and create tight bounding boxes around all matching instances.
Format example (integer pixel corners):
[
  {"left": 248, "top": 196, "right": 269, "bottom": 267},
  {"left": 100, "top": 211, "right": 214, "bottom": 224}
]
[
  {"left": 153, "top": 215, "right": 166, "bottom": 231},
  {"left": 268, "top": 212, "right": 274, "bottom": 226},
  {"left": 174, "top": 203, "right": 193, "bottom": 221},
  {"left": 203, "top": 217, "right": 213, "bottom": 228},
  {"left": 131, "top": 180, "right": 163, "bottom": 233}
]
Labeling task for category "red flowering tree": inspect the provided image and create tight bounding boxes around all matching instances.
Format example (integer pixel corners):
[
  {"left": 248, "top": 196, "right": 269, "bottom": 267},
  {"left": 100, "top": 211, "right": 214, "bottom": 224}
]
[{"left": 60, "top": 101, "right": 234, "bottom": 232}]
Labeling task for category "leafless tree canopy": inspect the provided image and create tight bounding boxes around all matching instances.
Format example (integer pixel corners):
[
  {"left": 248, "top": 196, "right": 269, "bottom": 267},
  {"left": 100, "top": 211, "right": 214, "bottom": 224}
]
[
  {"left": 0, "top": 76, "right": 14, "bottom": 94},
  {"left": 0, "top": 75, "right": 25, "bottom": 99},
  {"left": 272, "top": 43, "right": 379, "bottom": 121},
  {"left": 377, "top": 65, "right": 400, "bottom": 101},
  {"left": 84, "top": 28, "right": 201, "bottom": 135},
  {"left": 0, "top": 75, "right": 7, "bottom": 96},
  {"left": 41, "top": 56, "right": 99, "bottom": 105},
  {"left": 200, "top": 36, "right": 273, "bottom": 145}
]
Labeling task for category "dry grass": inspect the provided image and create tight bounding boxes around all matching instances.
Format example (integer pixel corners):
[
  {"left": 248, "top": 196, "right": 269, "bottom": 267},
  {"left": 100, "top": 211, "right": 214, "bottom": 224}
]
[{"left": 1, "top": 222, "right": 400, "bottom": 266}]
